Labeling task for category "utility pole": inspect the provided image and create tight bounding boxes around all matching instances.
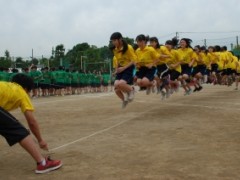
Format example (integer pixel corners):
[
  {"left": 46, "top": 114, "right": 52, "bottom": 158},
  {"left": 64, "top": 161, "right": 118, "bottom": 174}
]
[
  {"left": 31, "top": 49, "right": 34, "bottom": 62},
  {"left": 176, "top": 32, "right": 179, "bottom": 39},
  {"left": 204, "top": 39, "right": 207, "bottom": 47},
  {"left": 237, "top": 36, "right": 239, "bottom": 47}
]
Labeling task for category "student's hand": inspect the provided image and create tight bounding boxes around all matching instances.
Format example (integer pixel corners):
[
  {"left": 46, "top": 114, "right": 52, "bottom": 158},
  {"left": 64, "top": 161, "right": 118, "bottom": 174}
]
[
  {"left": 146, "top": 64, "right": 153, "bottom": 69},
  {"left": 39, "top": 140, "right": 49, "bottom": 151},
  {"left": 168, "top": 64, "right": 173, "bottom": 69},
  {"left": 116, "top": 67, "right": 125, "bottom": 73}
]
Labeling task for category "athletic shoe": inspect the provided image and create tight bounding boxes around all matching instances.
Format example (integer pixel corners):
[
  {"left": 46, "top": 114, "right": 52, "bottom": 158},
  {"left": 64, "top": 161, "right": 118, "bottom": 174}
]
[
  {"left": 161, "top": 90, "right": 166, "bottom": 100},
  {"left": 184, "top": 89, "right": 192, "bottom": 96},
  {"left": 152, "top": 86, "right": 156, "bottom": 93},
  {"left": 35, "top": 156, "right": 62, "bottom": 174},
  {"left": 197, "top": 86, "right": 203, "bottom": 91},
  {"left": 166, "top": 91, "right": 170, "bottom": 98},
  {"left": 122, "top": 100, "right": 128, "bottom": 109},
  {"left": 193, "top": 87, "right": 198, "bottom": 92},
  {"left": 146, "top": 87, "right": 151, "bottom": 95},
  {"left": 128, "top": 88, "right": 135, "bottom": 102}
]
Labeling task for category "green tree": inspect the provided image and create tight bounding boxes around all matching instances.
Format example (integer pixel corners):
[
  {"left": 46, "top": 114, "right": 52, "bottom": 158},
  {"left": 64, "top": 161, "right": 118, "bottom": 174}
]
[
  {"left": 15, "top": 57, "right": 24, "bottom": 68},
  {"left": 5, "top": 50, "right": 10, "bottom": 60},
  {"left": 0, "top": 57, "right": 11, "bottom": 68},
  {"left": 54, "top": 44, "right": 65, "bottom": 67}
]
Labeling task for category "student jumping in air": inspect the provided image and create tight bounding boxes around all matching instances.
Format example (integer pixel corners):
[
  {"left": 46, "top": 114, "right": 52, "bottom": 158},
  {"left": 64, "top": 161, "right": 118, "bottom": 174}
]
[
  {"left": 109, "top": 32, "right": 136, "bottom": 108},
  {"left": 135, "top": 34, "right": 160, "bottom": 95}
]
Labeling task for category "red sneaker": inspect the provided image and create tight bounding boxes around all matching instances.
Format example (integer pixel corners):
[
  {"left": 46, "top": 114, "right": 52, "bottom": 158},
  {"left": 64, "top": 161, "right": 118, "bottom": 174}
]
[{"left": 35, "top": 156, "right": 62, "bottom": 174}]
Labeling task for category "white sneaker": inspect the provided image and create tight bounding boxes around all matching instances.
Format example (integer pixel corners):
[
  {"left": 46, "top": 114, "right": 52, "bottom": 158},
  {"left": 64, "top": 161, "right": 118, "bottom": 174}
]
[
  {"left": 146, "top": 87, "right": 151, "bottom": 95},
  {"left": 128, "top": 88, "right": 135, "bottom": 102},
  {"left": 161, "top": 90, "right": 166, "bottom": 100},
  {"left": 122, "top": 100, "right": 128, "bottom": 109}
]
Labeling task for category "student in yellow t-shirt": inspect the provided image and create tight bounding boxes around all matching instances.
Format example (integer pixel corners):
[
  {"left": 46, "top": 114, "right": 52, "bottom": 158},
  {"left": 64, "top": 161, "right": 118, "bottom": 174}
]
[
  {"left": 109, "top": 32, "right": 136, "bottom": 108},
  {"left": 149, "top": 37, "right": 170, "bottom": 97},
  {"left": 221, "top": 46, "right": 234, "bottom": 86},
  {"left": 232, "top": 56, "right": 240, "bottom": 90},
  {"left": 201, "top": 46, "right": 211, "bottom": 83},
  {"left": 214, "top": 45, "right": 223, "bottom": 84},
  {"left": 0, "top": 74, "right": 62, "bottom": 174},
  {"left": 191, "top": 45, "right": 204, "bottom": 92},
  {"left": 164, "top": 38, "right": 182, "bottom": 94},
  {"left": 177, "top": 38, "right": 195, "bottom": 95},
  {"left": 135, "top": 34, "right": 160, "bottom": 95},
  {"left": 207, "top": 46, "right": 219, "bottom": 84}
]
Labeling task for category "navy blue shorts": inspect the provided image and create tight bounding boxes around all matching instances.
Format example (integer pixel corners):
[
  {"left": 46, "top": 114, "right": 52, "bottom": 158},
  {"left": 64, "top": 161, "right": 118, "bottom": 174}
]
[
  {"left": 0, "top": 107, "right": 30, "bottom": 146},
  {"left": 115, "top": 65, "right": 135, "bottom": 85},
  {"left": 181, "top": 64, "right": 192, "bottom": 76},
  {"left": 169, "top": 70, "right": 180, "bottom": 81},
  {"left": 192, "top": 65, "right": 206, "bottom": 76},
  {"left": 211, "top": 64, "right": 218, "bottom": 73},
  {"left": 157, "top": 64, "right": 169, "bottom": 78},
  {"left": 136, "top": 66, "right": 156, "bottom": 81}
]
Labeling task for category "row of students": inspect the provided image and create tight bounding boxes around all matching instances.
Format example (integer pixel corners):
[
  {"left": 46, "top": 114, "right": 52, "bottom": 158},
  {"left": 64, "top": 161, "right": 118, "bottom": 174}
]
[
  {"left": 109, "top": 32, "right": 240, "bottom": 108},
  {"left": 0, "top": 66, "right": 113, "bottom": 97}
]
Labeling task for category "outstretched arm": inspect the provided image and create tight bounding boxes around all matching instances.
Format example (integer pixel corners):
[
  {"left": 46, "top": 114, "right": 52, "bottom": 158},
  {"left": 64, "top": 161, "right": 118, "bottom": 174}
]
[{"left": 24, "top": 110, "right": 48, "bottom": 151}]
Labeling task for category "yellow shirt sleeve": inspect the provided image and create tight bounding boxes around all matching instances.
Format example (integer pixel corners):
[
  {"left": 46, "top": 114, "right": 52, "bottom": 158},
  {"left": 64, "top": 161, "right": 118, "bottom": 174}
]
[{"left": 112, "top": 56, "right": 118, "bottom": 68}]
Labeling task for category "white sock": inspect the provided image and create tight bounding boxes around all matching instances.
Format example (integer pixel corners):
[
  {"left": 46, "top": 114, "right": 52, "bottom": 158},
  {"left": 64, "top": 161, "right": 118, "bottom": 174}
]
[{"left": 41, "top": 159, "right": 46, "bottom": 166}]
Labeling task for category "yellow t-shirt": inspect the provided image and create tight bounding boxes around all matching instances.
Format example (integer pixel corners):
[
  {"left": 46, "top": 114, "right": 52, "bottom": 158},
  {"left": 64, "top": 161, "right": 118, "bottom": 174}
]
[
  {"left": 0, "top": 82, "right": 34, "bottom": 113},
  {"left": 135, "top": 46, "right": 160, "bottom": 67},
  {"left": 177, "top": 48, "right": 194, "bottom": 64},
  {"left": 112, "top": 56, "right": 118, "bottom": 69},
  {"left": 192, "top": 52, "right": 199, "bottom": 67},
  {"left": 112, "top": 44, "right": 137, "bottom": 67},
  {"left": 217, "top": 52, "right": 226, "bottom": 70},
  {"left": 201, "top": 52, "right": 211, "bottom": 69},
  {"left": 166, "top": 49, "right": 182, "bottom": 73},
  {"left": 157, "top": 46, "right": 171, "bottom": 65},
  {"left": 224, "top": 51, "right": 233, "bottom": 69},
  {"left": 229, "top": 56, "right": 239, "bottom": 70},
  {"left": 207, "top": 52, "right": 218, "bottom": 64}
]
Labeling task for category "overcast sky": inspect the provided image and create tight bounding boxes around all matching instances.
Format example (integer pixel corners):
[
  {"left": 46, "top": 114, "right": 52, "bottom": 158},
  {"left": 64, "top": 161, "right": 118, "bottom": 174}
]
[{"left": 1, "top": 0, "right": 240, "bottom": 58}]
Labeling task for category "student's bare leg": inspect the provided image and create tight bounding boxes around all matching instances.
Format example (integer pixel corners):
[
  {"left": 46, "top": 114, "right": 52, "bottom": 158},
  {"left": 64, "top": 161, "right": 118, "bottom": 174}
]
[{"left": 19, "top": 135, "right": 44, "bottom": 163}]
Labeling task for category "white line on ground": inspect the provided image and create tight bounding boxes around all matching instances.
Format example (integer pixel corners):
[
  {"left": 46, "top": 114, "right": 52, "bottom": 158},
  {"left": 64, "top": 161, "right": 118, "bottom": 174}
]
[{"left": 49, "top": 108, "right": 152, "bottom": 152}]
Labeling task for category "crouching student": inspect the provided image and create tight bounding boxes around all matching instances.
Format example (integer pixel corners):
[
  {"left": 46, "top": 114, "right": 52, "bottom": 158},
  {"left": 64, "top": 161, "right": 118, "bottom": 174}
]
[{"left": 0, "top": 74, "right": 62, "bottom": 174}]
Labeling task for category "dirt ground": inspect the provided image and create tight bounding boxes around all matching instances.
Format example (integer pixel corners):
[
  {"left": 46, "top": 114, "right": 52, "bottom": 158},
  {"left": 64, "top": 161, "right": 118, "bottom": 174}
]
[{"left": 1, "top": 84, "right": 240, "bottom": 180}]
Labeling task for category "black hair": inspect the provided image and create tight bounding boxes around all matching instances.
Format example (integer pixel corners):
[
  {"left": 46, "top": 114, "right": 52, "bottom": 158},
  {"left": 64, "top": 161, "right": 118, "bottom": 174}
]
[
  {"left": 200, "top": 46, "right": 206, "bottom": 51},
  {"left": 109, "top": 32, "right": 128, "bottom": 54},
  {"left": 180, "top": 38, "right": 193, "bottom": 48},
  {"left": 214, "top": 45, "right": 221, "bottom": 52},
  {"left": 110, "top": 32, "right": 123, "bottom": 40},
  {"left": 31, "top": 65, "right": 37, "bottom": 69},
  {"left": 133, "top": 43, "right": 139, "bottom": 50},
  {"left": 11, "top": 73, "right": 34, "bottom": 92},
  {"left": 149, "top": 37, "right": 160, "bottom": 48},
  {"left": 194, "top": 45, "right": 201, "bottom": 50},
  {"left": 221, "top": 46, "right": 227, "bottom": 51},
  {"left": 208, "top": 46, "right": 215, "bottom": 51},
  {"left": 165, "top": 37, "right": 179, "bottom": 48},
  {"left": 136, "top": 34, "right": 149, "bottom": 43},
  {"left": 12, "top": 68, "right": 19, "bottom": 73},
  {"left": 58, "top": 66, "right": 65, "bottom": 70}
]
